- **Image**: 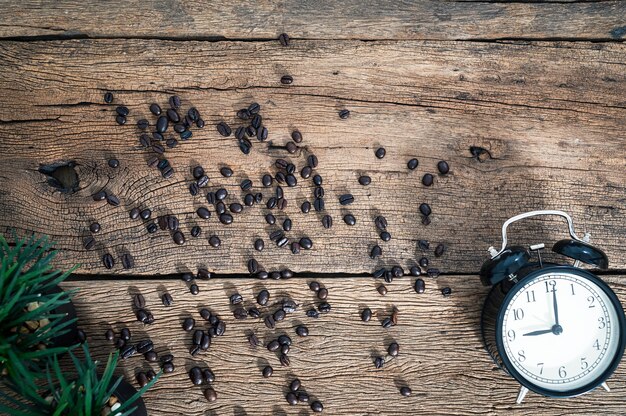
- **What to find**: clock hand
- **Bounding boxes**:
[522,329,553,336]
[553,288,560,327]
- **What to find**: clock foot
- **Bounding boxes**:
[516,386,529,404]
[601,382,610,392]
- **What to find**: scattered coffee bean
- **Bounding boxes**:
[161,292,173,306]
[377,285,387,296]
[437,160,450,174]
[358,175,371,185]
[105,329,114,342]
[120,328,130,342]
[435,243,445,257]
[172,231,185,245]
[190,284,199,295]
[146,222,158,234]
[115,106,129,116]
[318,302,331,313]
[286,392,297,406]
[422,173,434,186]
[149,103,161,115]
[257,289,269,306]
[241,179,253,191]
[204,388,217,402]
[339,109,350,119]
[133,293,146,309]
[191,226,202,237]
[274,309,286,322]
[419,203,432,217]
[283,218,292,231]
[400,386,412,397]
[370,245,382,259]
[89,222,100,233]
[144,351,158,362]
[136,340,154,354]
[102,253,114,269]
[382,317,393,329]
[322,215,332,229]
[103,92,113,103]
[407,158,418,170]
[280,75,293,85]
[380,231,391,242]
[156,116,168,134]
[343,214,356,226]
[295,325,309,337]
[441,287,452,296]
[307,309,320,318]
[428,268,441,278]
[414,278,426,294]
[182,317,195,332]
[339,194,354,205]
[419,257,429,268]
[169,95,181,109]
[189,367,203,385]
[248,333,260,348]
[311,401,324,413]
[203,369,215,383]
[388,342,399,357]
[106,194,120,207]
[361,308,372,322]
[299,237,313,250]
[198,268,212,279]
[264,315,276,329]
[92,190,107,201]
[121,345,136,360]
[313,174,322,186]
[216,121,231,137]
[375,147,386,159]
[196,207,211,220]
[115,115,126,125]
[263,365,273,378]
[301,166,312,180]
[280,354,290,366]
[233,307,248,320]
[318,288,328,300]
[267,340,280,352]
[219,213,233,225]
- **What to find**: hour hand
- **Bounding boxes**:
[522,329,553,336]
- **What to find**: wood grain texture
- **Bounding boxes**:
[59,275,626,415]
[0,39,625,275]
[0,1,625,41]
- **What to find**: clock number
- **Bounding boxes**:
[517,350,526,362]
[513,308,524,321]
[580,357,588,370]
[545,280,556,293]
[558,366,567,378]
[570,284,576,295]
[526,290,536,303]
[537,362,544,375]
[507,329,516,342]
[593,339,600,351]
[598,317,606,329]
[587,296,596,308]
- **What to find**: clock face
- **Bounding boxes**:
[500,270,622,393]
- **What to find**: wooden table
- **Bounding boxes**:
[1,1,625,414]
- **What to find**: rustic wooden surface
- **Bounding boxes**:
[1,1,625,41]
[0,39,625,275]
[1,1,626,415]
[60,276,626,415]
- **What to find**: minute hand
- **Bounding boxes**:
[523,329,553,336]
[553,289,559,326]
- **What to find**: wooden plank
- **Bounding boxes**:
[0,39,624,275]
[0,1,625,41]
[59,275,626,415]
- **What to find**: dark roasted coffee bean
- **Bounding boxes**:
[375,147,386,159]
[166,108,180,123]
[203,192,215,205]
[216,201,225,215]
[219,213,233,225]
[441,286,452,297]
[183,317,195,331]
[414,278,426,294]
[189,182,199,196]
[233,307,247,320]
[277,197,287,210]
[257,270,268,279]
[254,238,265,252]
[133,293,146,309]
[114,338,126,349]
[265,214,276,225]
[300,166,312,180]
[204,388,217,402]
[292,241,302,254]
[193,329,203,346]
[190,283,199,295]
[339,109,350,119]
[307,154,318,168]
[422,173,434,186]
[245,125,257,137]
[407,158,419,170]
[374,356,385,369]
[295,325,309,337]
[121,345,136,359]
[115,106,129,116]
[339,194,354,205]
[286,163,295,174]
[159,353,174,364]
[92,190,107,201]
[135,309,148,324]
[257,126,268,141]
[244,193,255,206]
[392,266,404,277]
[304,308,319,319]
[306,282,319,293]
[88,222,100,234]
[280,75,293,84]
[343,214,356,226]
[120,328,131,341]
[202,369,215,384]
[379,231,391,242]
[197,175,209,188]
[247,102,260,115]
[149,103,161,115]
[181,273,193,282]
[361,307,372,322]
[275,158,288,170]
[169,95,181,109]
[278,32,290,46]
[267,339,280,352]
[437,160,450,174]
[262,365,273,378]
[276,335,292,346]
[174,123,186,133]
[273,309,286,322]
[288,129,302,144]
[382,317,393,329]
[281,269,293,279]
[197,268,211,279]
[156,116,168,133]
[319,302,331,313]
[240,179,253,191]
[384,271,394,284]
[370,245,382,259]
[317,288,328,301]
[146,222,158,233]
[161,292,173,306]
[239,137,252,154]
[144,312,155,325]
[198,308,211,321]
[248,307,261,318]
[157,159,169,170]
[196,207,211,220]
[286,392,298,406]
[358,175,372,186]
[321,214,332,229]
[418,240,430,252]
[192,166,205,179]
[434,243,445,257]
[377,284,387,296]
[410,266,422,277]
[256,290,270,307]
[400,386,412,397]
[314,187,324,199]
[298,201,310,215]
[102,253,114,269]
[262,174,273,187]
[373,268,386,278]
[104,92,113,103]
[152,132,164,142]
[419,203,431,217]
[275,172,286,184]
[419,257,429,268]
[266,197,277,210]
[105,329,114,342]
[215,320,226,336]
[187,107,200,121]
[297,392,309,403]
[213,188,226,200]
[286,174,297,187]
[106,194,120,207]
[196,118,205,128]
[136,340,154,354]
[216,121,231,137]
[115,115,126,125]
[162,361,175,373]
[388,342,400,357]
[247,258,259,274]
[189,367,203,385]
[313,174,322,186]
[107,157,121,169]
[298,237,312,250]
[283,218,292,231]
[128,208,140,220]
[269,230,284,241]
[264,314,276,329]
[276,236,289,247]
[139,134,150,147]
[279,354,290,366]
[138,208,151,220]
[144,351,158,362]
[191,225,202,237]
[173,231,185,245]
[314,198,324,212]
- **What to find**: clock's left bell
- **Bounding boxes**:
[480,246,531,286]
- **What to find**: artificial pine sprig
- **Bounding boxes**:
[0,343,161,416]
[0,232,78,379]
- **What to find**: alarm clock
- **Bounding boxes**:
[480,210,626,404]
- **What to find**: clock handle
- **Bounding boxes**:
[489,210,587,259]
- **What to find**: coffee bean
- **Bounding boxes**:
[382,317,393,329]
[264,314,276,329]
[115,115,126,125]
[361,308,372,322]
[248,307,261,319]
[262,365,273,378]
[172,231,185,245]
[157,159,169,170]
[297,237,312,250]
[313,187,324,199]
[204,388,217,402]
[307,154,318,168]
[254,290,269,307]
[102,253,114,269]
[339,109,350,119]
[197,268,212,280]
[314,198,324,212]
[441,286,452,297]
[144,351,158,362]
[267,339,280,352]
[233,307,248,320]
[419,203,431,217]
[215,320,226,336]
[187,182,199,196]
[216,202,225,215]
[374,356,385,368]
[115,106,129,116]
[392,266,404,277]
[190,166,204,180]
[160,354,174,364]
[193,329,204,346]
[190,284,199,295]
[377,231,390,242]
[437,160,450,174]
[132,293,146,309]
[322,215,332,229]
[287,161,296,173]
[104,329,114,342]
[277,198,287,210]
[146,222,158,234]
[86,222,100,234]
[311,401,324,413]
[343,214,356,226]
[258,175,272,189]
[388,342,399,357]
[114,338,126,349]
[121,345,136,359]
[370,245,382,259]
[358,175,371,186]
[159,292,173,306]
[156,116,168,134]
[282,299,297,313]
[106,194,120,207]
[194,207,210,220]
[298,392,309,403]
[400,386,412,397]
[274,309,286,322]
[219,213,233,225]
[299,201,311,214]
[216,121,231,137]
[189,367,203,385]
[187,107,200,122]
[277,236,289,247]
[289,129,302,143]
[247,258,259,274]
[162,215,174,230]
[103,92,113,103]
[203,369,215,384]
[422,173,434,186]
[384,271,394,283]
[106,157,121,169]
[152,132,164,142]
[182,317,195,332]
[147,103,160,115]
[417,257,428,269]
[120,328,131,341]
[275,172,286,184]
[339,194,354,205]
[188,225,201,238]
[407,158,419,170]
[280,75,293,85]
[92,190,107,201]
[374,215,388,230]
[139,134,150,148]
[306,308,320,318]
[166,109,180,124]
[295,325,309,337]
[286,141,298,154]
[434,243,445,257]
[280,354,290,367]
[283,218,292,231]
[257,126,268,141]
[319,302,331,313]
[318,288,328,300]
[197,175,209,188]
[243,193,254,206]
[169,95,181,109]
[377,285,387,296]
[286,392,298,406]
[136,339,154,354]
